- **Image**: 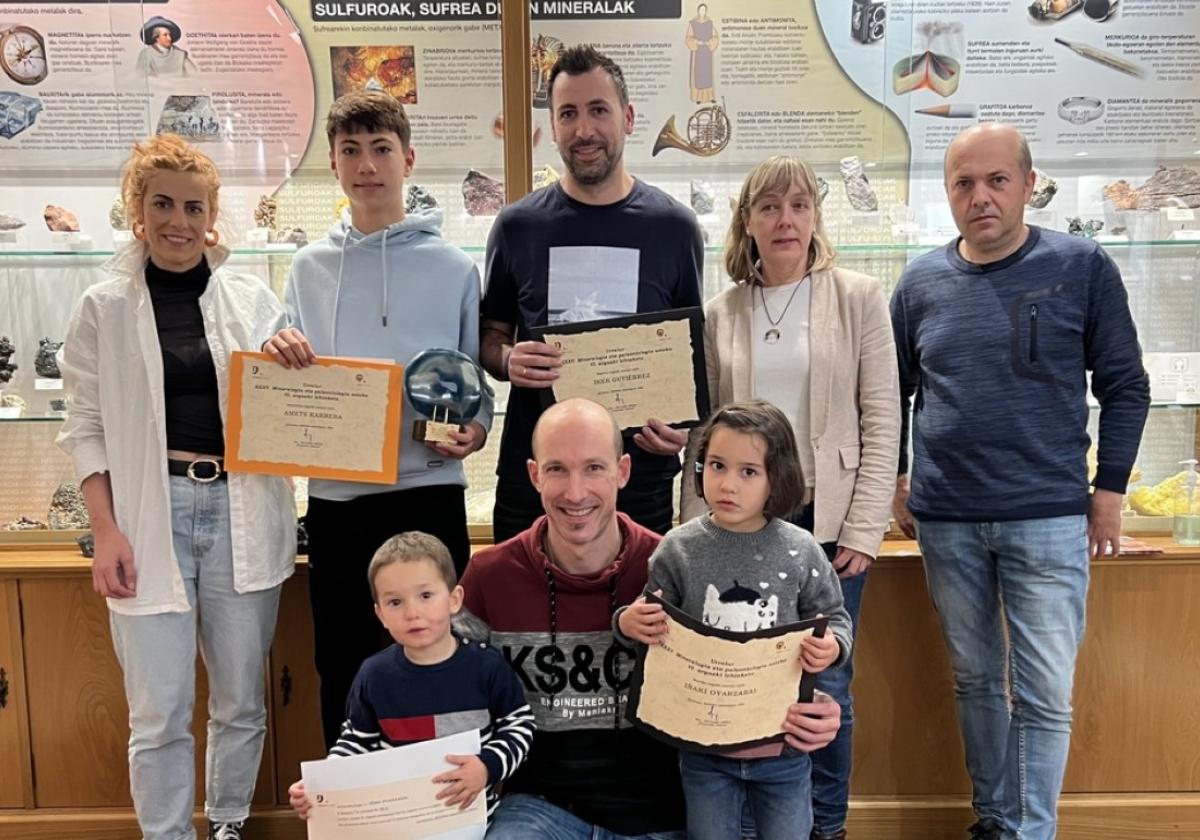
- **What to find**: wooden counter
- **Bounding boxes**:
[1,540,1197,839]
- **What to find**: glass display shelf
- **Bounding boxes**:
[0,246,302,258]
[1,240,1196,262]
[3,401,1198,424]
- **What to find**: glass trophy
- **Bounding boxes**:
[404,348,487,444]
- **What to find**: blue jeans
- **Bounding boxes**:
[680,750,813,840]
[917,515,1088,840]
[109,477,282,839]
[486,794,685,840]
[787,505,865,837]
[811,568,866,835]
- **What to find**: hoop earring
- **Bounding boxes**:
[132,222,145,241]
[205,229,220,247]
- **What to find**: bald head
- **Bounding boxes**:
[944,123,1032,182]
[942,121,1036,264]
[531,398,624,462]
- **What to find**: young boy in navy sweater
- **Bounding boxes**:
[288,531,534,819]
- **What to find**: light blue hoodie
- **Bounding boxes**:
[284,207,492,501]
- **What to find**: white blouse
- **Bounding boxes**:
[56,243,296,615]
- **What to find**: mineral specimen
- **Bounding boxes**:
[690,180,715,215]
[44,204,80,232]
[255,195,278,230]
[49,398,66,412]
[109,196,129,230]
[2,516,46,531]
[271,227,308,248]
[816,177,830,202]
[406,184,438,213]
[1103,167,1200,211]
[1067,217,1104,238]
[462,169,505,216]
[34,337,62,378]
[1,394,26,410]
[1027,169,1058,210]
[532,165,560,191]
[0,336,15,384]
[297,517,309,555]
[48,483,89,530]
[840,156,879,212]
[77,531,95,558]
[0,212,25,231]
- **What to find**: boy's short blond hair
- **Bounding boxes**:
[367,531,456,599]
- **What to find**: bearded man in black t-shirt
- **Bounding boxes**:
[480,45,705,541]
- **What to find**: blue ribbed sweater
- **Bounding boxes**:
[891,226,1150,521]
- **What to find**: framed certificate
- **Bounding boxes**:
[625,594,828,753]
[225,351,404,484]
[530,307,710,431]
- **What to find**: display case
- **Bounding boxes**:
[2,234,1199,541]
[1,0,1198,543]
[1,0,1199,834]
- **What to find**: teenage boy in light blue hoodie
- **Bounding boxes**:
[264,89,492,749]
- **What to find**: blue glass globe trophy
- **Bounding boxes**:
[405,348,487,443]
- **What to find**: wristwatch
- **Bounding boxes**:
[1057,96,1104,126]
[0,24,48,86]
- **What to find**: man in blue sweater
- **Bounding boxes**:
[890,123,1149,840]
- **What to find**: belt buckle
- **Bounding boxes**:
[186,458,222,483]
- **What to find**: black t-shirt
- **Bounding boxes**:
[145,258,224,455]
[481,179,704,486]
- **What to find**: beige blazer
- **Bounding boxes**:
[682,266,900,557]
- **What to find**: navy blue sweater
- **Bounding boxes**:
[331,637,535,817]
[891,226,1150,521]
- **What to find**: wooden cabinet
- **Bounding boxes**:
[16,573,277,809]
[269,572,326,803]
[2,547,1199,839]
[0,580,31,808]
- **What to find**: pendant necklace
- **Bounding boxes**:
[758,276,806,344]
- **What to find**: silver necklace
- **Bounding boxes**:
[758,277,806,344]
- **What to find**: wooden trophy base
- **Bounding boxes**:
[412,420,462,443]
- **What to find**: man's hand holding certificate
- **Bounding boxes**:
[295,730,487,840]
[528,308,710,435]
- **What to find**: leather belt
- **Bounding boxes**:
[167,458,225,482]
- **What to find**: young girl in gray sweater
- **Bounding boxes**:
[618,400,852,840]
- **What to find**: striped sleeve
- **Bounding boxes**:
[328,668,384,757]
[478,654,536,786]
[328,719,383,757]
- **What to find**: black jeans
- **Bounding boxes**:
[305,483,470,749]
[491,475,676,544]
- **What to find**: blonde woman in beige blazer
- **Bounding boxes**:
[681,156,899,840]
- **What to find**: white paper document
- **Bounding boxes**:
[301,730,486,840]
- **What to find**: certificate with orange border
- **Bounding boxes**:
[225,352,403,484]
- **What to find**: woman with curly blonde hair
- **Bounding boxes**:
[683,155,900,840]
[57,134,294,840]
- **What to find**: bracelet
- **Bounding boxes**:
[1057,96,1104,125]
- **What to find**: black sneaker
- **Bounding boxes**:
[208,821,244,840]
[968,819,1003,840]
[811,830,848,840]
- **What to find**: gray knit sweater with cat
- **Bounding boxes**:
[621,514,853,668]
